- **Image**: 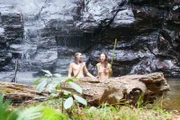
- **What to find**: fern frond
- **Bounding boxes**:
[17,105,43,120]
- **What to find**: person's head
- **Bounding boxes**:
[74,52,83,64]
[99,52,108,66]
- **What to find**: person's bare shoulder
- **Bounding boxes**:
[81,62,86,66]
[69,63,75,67]
[96,63,100,66]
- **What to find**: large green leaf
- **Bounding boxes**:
[17,106,43,120]
[41,69,52,76]
[0,95,11,120]
[7,111,18,120]
[66,78,74,82]
[46,80,61,92]
[73,95,87,106]
[63,90,71,96]
[40,107,68,120]
[36,79,48,92]
[53,74,62,78]
[32,76,45,85]
[68,82,82,94]
[64,97,73,109]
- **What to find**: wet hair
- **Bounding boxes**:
[74,52,82,64]
[98,52,108,68]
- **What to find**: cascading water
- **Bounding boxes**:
[0,0,94,83]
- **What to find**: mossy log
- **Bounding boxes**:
[0,72,170,105]
[0,82,47,103]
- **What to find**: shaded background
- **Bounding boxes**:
[0,0,180,80]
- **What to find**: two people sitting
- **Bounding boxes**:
[68,52,112,79]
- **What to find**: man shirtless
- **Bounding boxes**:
[68,52,95,78]
[96,52,112,79]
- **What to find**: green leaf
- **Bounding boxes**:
[7,111,18,120]
[73,95,87,106]
[40,107,68,120]
[46,80,61,92]
[0,95,12,120]
[32,76,45,85]
[36,79,48,92]
[49,93,59,98]
[64,97,73,109]
[53,74,62,77]
[45,74,52,77]
[68,82,82,94]
[17,106,43,120]
[66,78,74,82]
[41,69,52,76]
[63,90,71,96]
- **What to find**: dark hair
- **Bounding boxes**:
[98,52,108,68]
[74,52,82,64]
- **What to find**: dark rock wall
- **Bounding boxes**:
[86,0,180,77]
[0,8,24,71]
[0,0,179,77]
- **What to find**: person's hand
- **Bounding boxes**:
[92,76,96,79]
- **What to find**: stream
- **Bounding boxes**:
[165,78,180,111]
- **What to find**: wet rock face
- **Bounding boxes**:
[87,0,180,77]
[0,0,179,77]
[0,8,24,70]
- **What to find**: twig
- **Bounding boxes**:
[11,59,18,83]
[110,39,118,67]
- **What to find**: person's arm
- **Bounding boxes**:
[96,63,101,77]
[68,63,73,78]
[96,64,99,76]
[83,63,95,78]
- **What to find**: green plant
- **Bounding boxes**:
[0,95,18,120]
[17,105,43,120]
[40,107,68,120]
[33,70,87,112]
[136,94,144,108]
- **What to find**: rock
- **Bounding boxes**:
[0,6,24,70]
[0,0,180,78]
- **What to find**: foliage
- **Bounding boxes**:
[40,107,68,120]
[64,97,73,109]
[17,106,43,120]
[0,93,175,120]
[0,94,68,120]
[71,105,174,120]
[33,70,87,110]
[110,38,117,67]
[0,95,18,120]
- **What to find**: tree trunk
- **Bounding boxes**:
[0,72,170,105]
[64,72,170,105]
[0,82,47,103]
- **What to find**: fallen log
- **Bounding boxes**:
[0,72,170,105]
[0,82,47,103]
[64,72,170,105]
